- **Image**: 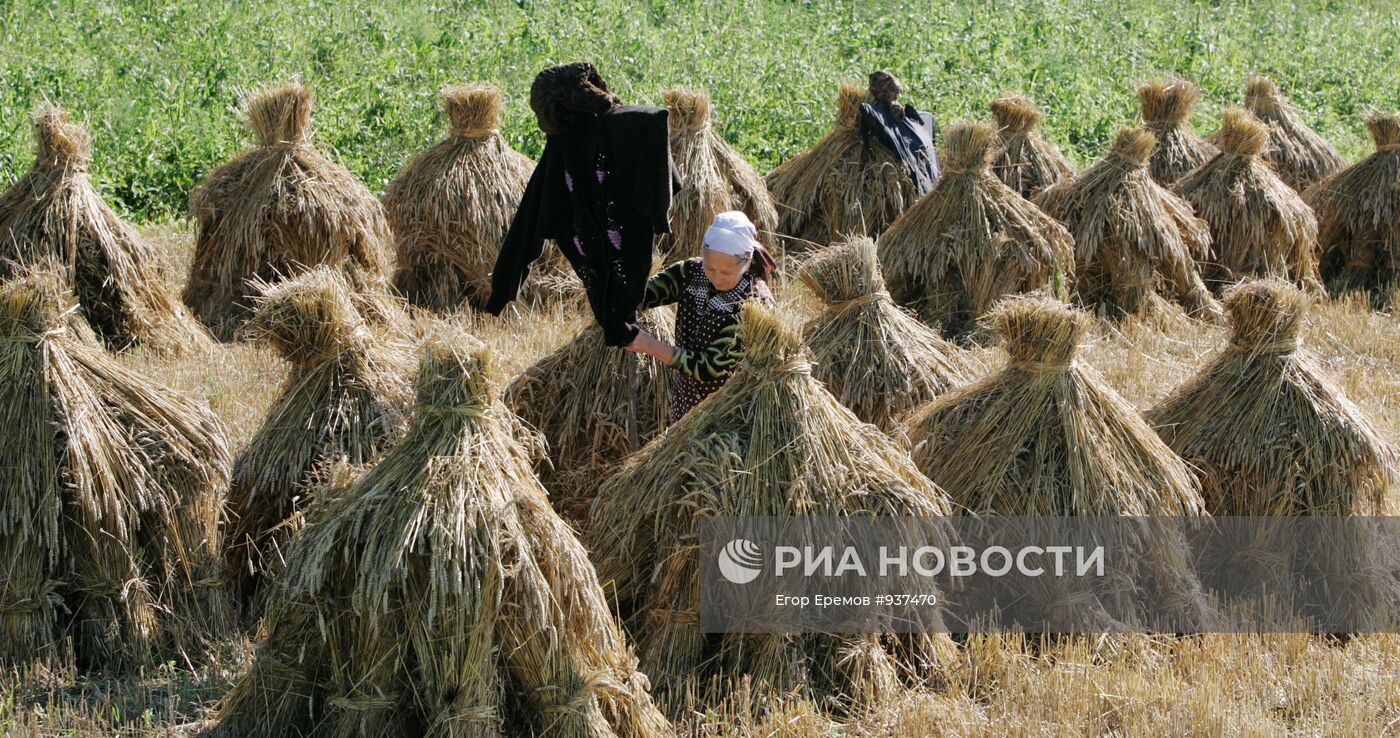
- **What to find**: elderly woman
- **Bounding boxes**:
[625,211,776,424]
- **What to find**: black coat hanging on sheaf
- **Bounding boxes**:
[486,104,682,346]
[859,101,941,195]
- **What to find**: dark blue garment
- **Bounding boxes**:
[858,102,941,195]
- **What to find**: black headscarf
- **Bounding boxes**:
[529,62,622,135]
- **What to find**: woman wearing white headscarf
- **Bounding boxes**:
[625,210,777,424]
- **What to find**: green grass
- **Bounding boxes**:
[0,0,1396,222]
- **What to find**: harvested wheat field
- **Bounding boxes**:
[5,222,1399,736]
[6,2,1400,735]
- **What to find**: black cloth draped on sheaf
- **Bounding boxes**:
[859,100,941,195]
[485,104,682,346]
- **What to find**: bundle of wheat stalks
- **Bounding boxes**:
[800,236,968,432]
[0,267,230,669]
[1150,280,1400,629]
[765,81,920,249]
[1138,79,1218,186]
[905,296,1213,630]
[222,267,414,619]
[0,106,208,353]
[215,331,673,738]
[1232,75,1345,192]
[1175,108,1322,293]
[386,84,572,311]
[989,93,1076,199]
[880,120,1074,337]
[590,302,956,713]
[657,88,778,260]
[1036,126,1220,320]
[184,82,400,339]
[1150,279,1396,515]
[1306,111,1400,302]
[504,309,673,524]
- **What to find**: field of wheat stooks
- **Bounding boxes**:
[214,332,674,737]
[4,4,1400,727]
[0,267,230,671]
[0,107,209,354]
[799,236,968,433]
[9,214,1400,734]
[878,119,1074,338]
[183,83,402,340]
[220,268,414,620]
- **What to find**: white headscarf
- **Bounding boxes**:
[703,211,761,259]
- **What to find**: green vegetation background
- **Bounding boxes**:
[1,0,1396,221]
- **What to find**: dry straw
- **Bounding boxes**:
[1150,279,1396,516]
[0,266,231,669]
[0,106,209,353]
[214,330,673,738]
[1234,76,1344,192]
[879,120,1074,337]
[386,84,572,311]
[1137,79,1219,186]
[1306,111,1400,302]
[989,93,1076,199]
[800,236,968,432]
[1174,108,1323,293]
[590,301,957,712]
[222,267,414,619]
[184,82,401,339]
[765,81,920,249]
[657,88,778,259]
[1149,280,1400,628]
[904,295,1213,629]
[1036,126,1221,320]
[504,309,673,524]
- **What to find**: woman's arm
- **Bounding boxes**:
[625,329,675,364]
[626,321,741,383]
[637,259,690,310]
[670,321,742,382]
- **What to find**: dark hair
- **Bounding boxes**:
[868,70,905,122]
[529,62,622,135]
[748,244,778,281]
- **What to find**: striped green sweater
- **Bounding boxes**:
[639,258,768,382]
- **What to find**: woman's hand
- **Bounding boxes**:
[625,329,676,364]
